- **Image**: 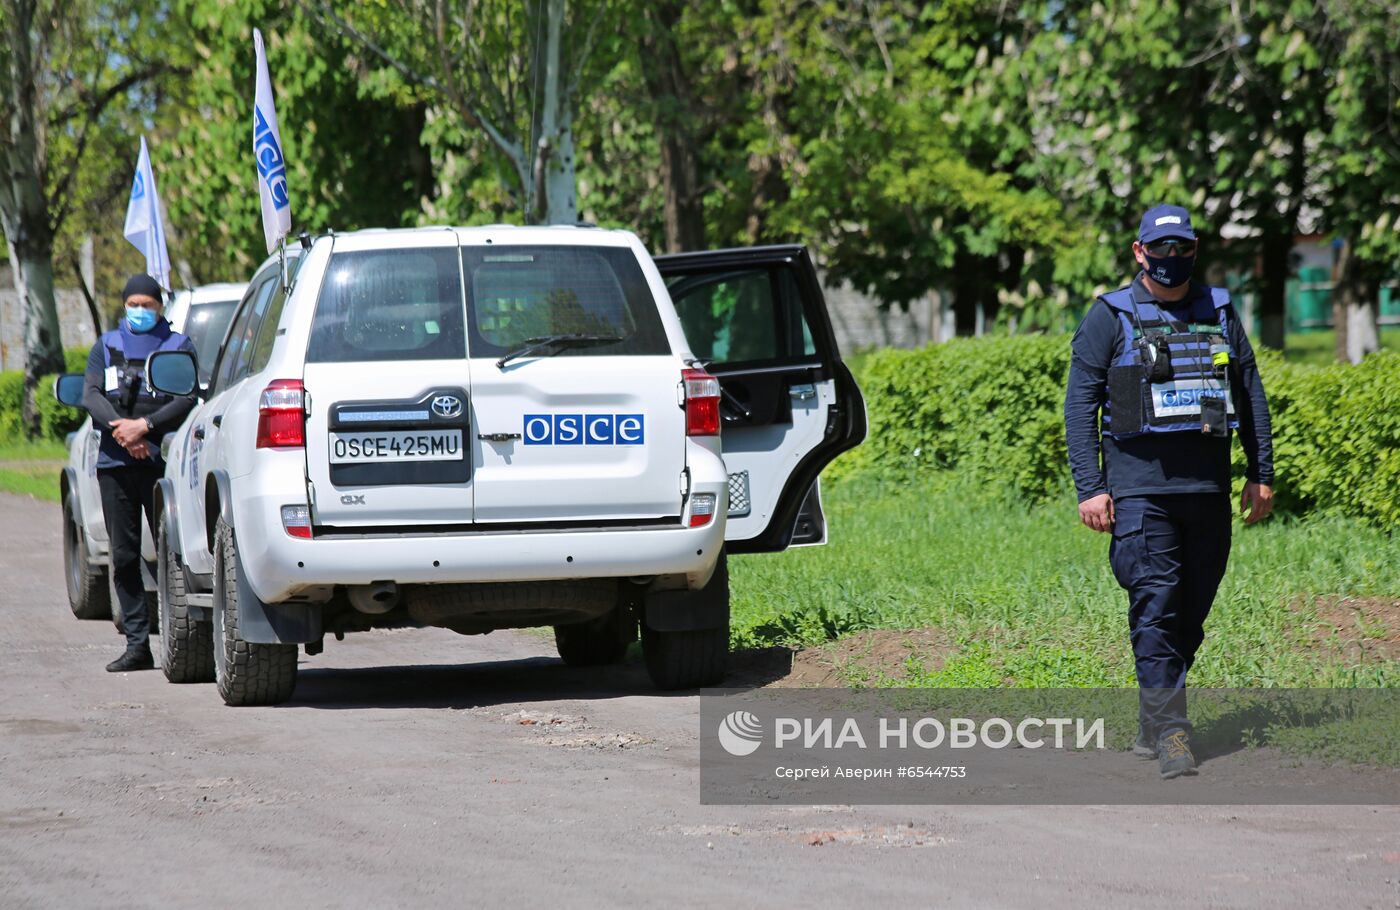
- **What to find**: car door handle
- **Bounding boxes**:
[193,426,205,440]
[789,383,817,401]
[211,414,223,428]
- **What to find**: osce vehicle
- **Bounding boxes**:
[55,283,245,629]
[144,227,864,705]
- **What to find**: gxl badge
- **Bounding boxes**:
[431,395,463,419]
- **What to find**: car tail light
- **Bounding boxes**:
[688,493,717,528]
[256,379,305,448]
[281,505,312,539]
[681,368,720,437]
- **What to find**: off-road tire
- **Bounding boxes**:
[158,515,214,684]
[554,602,636,667]
[213,517,297,706]
[641,627,729,690]
[63,500,110,620]
[641,558,730,690]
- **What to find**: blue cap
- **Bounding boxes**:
[1138,204,1196,244]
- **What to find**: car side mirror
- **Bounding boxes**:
[53,373,85,407]
[146,350,199,397]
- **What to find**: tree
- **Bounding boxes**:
[309,0,621,226]
[724,1,1064,334]
[157,0,433,280]
[0,0,176,432]
[1314,0,1400,363]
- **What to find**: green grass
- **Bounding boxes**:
[1272,327,1400,366]
[0,438,67,502]
[730,475,1400,688]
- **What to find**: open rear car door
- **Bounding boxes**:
[655,245,866,553]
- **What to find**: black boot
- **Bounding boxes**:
[106,646,155,673]
[1157,728,1198,779]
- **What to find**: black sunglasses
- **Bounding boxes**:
[1143,238,1197,257]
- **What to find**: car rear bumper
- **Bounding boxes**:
[234,485,728,604]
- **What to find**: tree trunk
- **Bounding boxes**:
[532,0,577,225]
[951,249,980,336]
[1,0,65,434]
[1256,230,1290,350]
[5,234,64,435]
[950,250,1002,336]
[1332,239,1379,364]
[641,2,705,253]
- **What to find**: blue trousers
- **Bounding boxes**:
[1109,493,1232,739]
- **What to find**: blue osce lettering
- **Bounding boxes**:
[524,414,644,445]
[253,107,291,212]
[1160,388,1222,409]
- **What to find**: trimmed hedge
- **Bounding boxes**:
[0,348,93,441]
[1262,350,1400,528]
[832,337,1400,529]
[830,336,1072,502]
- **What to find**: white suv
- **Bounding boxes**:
[145,226,865,705]
[56,283,246,629]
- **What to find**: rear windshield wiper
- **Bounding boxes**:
[495,333,622,369]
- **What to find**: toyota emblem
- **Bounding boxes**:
[431,395,463,419]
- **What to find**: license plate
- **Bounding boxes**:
[329,430,464,464]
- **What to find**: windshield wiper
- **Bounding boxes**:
[495,333,622,369]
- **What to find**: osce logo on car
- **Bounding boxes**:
[523,413,645,446]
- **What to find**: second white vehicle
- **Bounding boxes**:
[144,226,865,705]
[56,283,246,629]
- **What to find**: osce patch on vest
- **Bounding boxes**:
[1099,285,1239,440]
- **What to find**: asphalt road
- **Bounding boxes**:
[2,491,1398,909]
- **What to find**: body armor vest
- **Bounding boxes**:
[99,323,186,421]
[1100,285,1239,440]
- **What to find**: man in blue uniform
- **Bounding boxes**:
[1064,205,1275,779]
[82,274,198,672]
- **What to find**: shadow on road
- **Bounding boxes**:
[283,646,795,710]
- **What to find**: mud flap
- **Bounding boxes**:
[234,547,322,644]
[644,554,729,632]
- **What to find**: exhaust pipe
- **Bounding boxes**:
[348,580,399,615]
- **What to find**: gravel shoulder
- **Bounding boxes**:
[2,492,1398,909]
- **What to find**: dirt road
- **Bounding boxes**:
[2,492,1397,908]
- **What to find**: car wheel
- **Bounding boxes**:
[63,499,110,620]
[158,515,214,684]
[212,517,297,706]
[641,557,730,690]
[554,600,636,667]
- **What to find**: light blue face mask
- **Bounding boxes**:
[125,305,158,333]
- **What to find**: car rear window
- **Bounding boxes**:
[182,300,237,382]
[462,245,669,357]
[306,248,466,363]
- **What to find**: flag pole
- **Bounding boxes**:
[279,235,289,292]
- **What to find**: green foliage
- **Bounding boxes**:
[0,349,91,441]
[1267,351,1400,527]
[157,0,431,281]
[833,335,1400,528]
[830,335,1072,503]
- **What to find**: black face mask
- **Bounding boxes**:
[1142,252,1195,288]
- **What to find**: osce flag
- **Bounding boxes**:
[253,28,291,254]
[122,136,173,291]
